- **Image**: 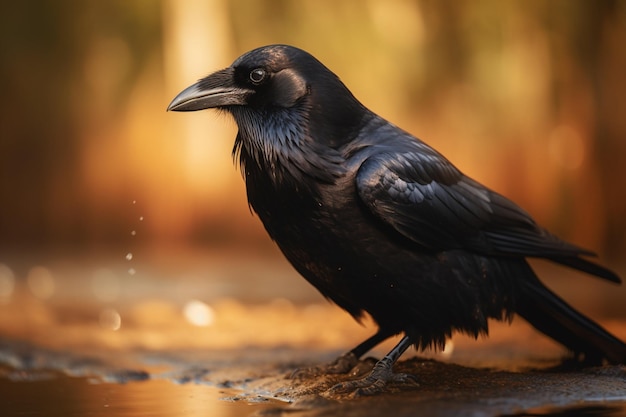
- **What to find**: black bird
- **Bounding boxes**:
[168,44,626,395]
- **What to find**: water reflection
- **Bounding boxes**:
[3,366,624,417]
[0,372,280,417]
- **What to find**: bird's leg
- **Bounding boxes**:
[328,335,417,397]
[290,329,392,378]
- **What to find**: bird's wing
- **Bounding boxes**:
[355,145,619,282]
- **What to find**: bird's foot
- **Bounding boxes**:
[327,357,419,397]
[290,352,361,379]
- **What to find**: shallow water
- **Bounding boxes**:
[3,366,626,417]
[0,372,282,417]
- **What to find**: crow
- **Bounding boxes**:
[168,44,626,395]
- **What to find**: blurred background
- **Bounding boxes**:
[0,0,625,356]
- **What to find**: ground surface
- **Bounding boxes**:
[1,337,626,417]
[1,249,625,416]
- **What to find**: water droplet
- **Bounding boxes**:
[132,200,137,205]
[128,268,136,276]
[125,253,133,261]
[131,230,136,236]
[99,308,122,331]
[139,216,144,221]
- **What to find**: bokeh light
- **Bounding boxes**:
[183,300,215,327]
[27,266,55,300]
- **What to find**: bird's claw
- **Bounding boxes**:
[328,374,387,397]
[326,358,419,397]
[328,371,419,397]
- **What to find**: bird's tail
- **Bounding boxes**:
[516,275,626,365]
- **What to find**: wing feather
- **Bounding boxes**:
[355,149,619,282]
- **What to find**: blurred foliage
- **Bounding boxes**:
[0,0,625,260]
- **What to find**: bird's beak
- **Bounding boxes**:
[167,67,252,112]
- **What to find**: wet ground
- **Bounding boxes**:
[2,338,626,417]
[1,247,626,416]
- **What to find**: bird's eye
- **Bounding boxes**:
[249,68,266,84]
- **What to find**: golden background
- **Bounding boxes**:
[0,1,625,347]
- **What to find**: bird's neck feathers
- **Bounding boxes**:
[230,106,345,187]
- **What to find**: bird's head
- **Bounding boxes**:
[168,45,310,111]
[167,44,368,149]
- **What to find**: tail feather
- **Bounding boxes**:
[516,277,626,365]
[549,256,622,284]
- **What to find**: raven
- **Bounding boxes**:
[168,44,626,395]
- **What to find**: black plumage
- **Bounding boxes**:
[168,44,626,394]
